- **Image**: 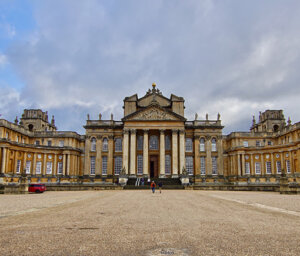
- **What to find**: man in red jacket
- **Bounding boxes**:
[150,181,156,193]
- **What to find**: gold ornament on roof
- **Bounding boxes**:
[152,83,156,89]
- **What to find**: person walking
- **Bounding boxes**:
[158,181,162,193]
[150,181,156,194]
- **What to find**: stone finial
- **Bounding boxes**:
[217,113,220,121]
[288,117,291,125]
[259,111,262,122]
[111,113,113,120]
[206,113,208,120]
[14,116,18,124]
[51,115,55,125]
[99,113,102,120]
[152,82,156,89]
[252,115,256,126]
[195,113,198,120]
[87,114,90,120]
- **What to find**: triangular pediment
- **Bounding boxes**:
[122,105,186,121]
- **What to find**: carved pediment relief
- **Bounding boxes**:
[124,106,183,121]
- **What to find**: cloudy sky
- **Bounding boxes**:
[1,0,300,134]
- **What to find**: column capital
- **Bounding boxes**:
[108,135,114,140]
[205,135,211,140]
[96,135,103,139]
[160,129,165,134]
[172,129,179,134]
[179,129,185,134]
[123,129,130,134]
[194,135,200,140]
[216,135,223,140]
[143,129,149,134]
[130,129,136,134]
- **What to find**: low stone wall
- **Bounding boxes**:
[45,184,123,191]
[193,183,279,192]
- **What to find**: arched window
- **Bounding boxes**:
[200,138,205,152]
[211,138,217,152]
[149,135,159,150]
[102,138,108,151]
[91,137,96,152]
[115,138,122,152]
[165,136,171,150]
[185,138,193,152]
[137,136,143,150]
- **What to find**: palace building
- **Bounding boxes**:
[0,84,299,189]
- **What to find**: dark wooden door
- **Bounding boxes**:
[150,155,158,178]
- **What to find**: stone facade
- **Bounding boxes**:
[0,84,299,188]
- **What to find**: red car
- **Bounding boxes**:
[28,184,46,193]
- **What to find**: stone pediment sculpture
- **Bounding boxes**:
[123,106,184,121]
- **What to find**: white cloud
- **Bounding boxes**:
[0,53,7,67]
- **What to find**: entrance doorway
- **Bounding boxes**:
[150,155,158,178]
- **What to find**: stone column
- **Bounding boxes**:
[143,129,149,176]
[107,135,114,175]
[160,129,165,177]
[130,129,136,175]
[206,136,212,175]
[172,129,178,177]
[95,136,102,176]
[280,152,284,174]
[63,153,66,176]
[23,152,27,174]
[217,136,223,175]
[43,154,47,175]
[1,148,6,174]
[179,130,185,174]
[67,153,71,176]
[237,153,241,176]
[194,136,200,175]
[271,153,274,174]
[250,153,254,176]
[122,129,129,174]
[288,151,293,173]
[241,153,245,175]
[33,153,37,175]
[261,153,265,175]
[84,137,91,176]
[54,154,57,175]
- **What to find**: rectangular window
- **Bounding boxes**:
[255,162,261,174]
[90,156,96,175]
[165,155,171,175]
[185,138,193,152]
[102,156,107,175]
[266,161,271,174]
[114,156,122,175]
[48,140,52,146]
[36,161,42,174]
[115,138,122,152]
[212,157,218,175]
[57,162,63,175]
[268,141,272,146]
[276,161,281,174]
[200,143,205,152]
[256,140,261,147]
[200,157,206,175]
[25,161,31,174]
[286,160,291,173]
[59,140,64,147]
[185,156,194,175]
[243,141,249,147]
[16,160,21,173]
[46,162,53,174]
[245,162,250,175]
[137,136,143,151]
[35,140,40,145]
[137,155,143,175]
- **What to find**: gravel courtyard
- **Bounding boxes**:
[1,190,300,256]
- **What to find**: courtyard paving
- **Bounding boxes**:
[0,190,300,256]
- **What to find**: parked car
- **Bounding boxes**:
[28,184,46,193]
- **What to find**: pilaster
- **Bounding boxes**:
[172,129,178,176]
[179,129,185,174]
[194,136,200,175]
[107,135,114,175]
[160,129,165,177]
[130,130,136,175]
[205,136,212,175]
[122,129,129,174]
[95,136,102,175]
[143,129,149,176]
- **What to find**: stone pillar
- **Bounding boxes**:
[122,129,129,174]
[95,136,102,176]
[261,153,265,175]
[241,153,245,175]
[143,129,149,176]
[237,153,241,176]
[23,152,27,174]
[194,136,200,175]
[107,135,114,175]
[67,153,71,176]
[84,138,91,176]
[217,136,223,175]
[33,153,37,175]
[43,154,47,175]
[130,129,136,175]
[172,129,178,177]
[289,151,293,173]
[1,148,6,174]
[271,153,274,174]
[63,153,66,176]
[280,152,284,174]
[160,129,165,177]
[179,130,185,174]
[250,153,254,176]
[206,136,212,175]
[54,154,57,175]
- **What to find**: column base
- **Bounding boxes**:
[159,174,166,178]
[172,174,179,178]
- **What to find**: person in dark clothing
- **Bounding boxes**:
[158,181,162,193]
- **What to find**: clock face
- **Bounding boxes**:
[59,155,63,160]
[38,154,42,159]
[276,154,280,158]
[27,154,31,158]
[48,155,52,160]
[255,155,259,160]
[245,155,249,160]
[266,154,270,159]
[286,153,289,157]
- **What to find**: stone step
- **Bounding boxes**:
[123,185,185,190]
